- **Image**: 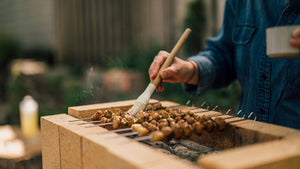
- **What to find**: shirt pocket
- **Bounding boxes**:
[286,59,300,91]
[232,24,256,45]
[232,24,256,84]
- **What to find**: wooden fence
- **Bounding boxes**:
[54,0,192,66]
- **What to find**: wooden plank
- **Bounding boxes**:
[82,133,198,169]
[68,99,159,118]
[198,135,300,169]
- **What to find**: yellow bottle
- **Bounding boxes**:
[20,95,39,138]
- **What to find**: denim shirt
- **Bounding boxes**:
[184,0,300,129]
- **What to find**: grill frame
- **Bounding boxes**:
[41,99,300,169]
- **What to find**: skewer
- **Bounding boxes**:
[248,112,257,121]
[105,131,139,139]
[224,110,246,123]
[77,120,101,125]
[98,127,132,135]
[212,105,219,111]
[208,108,232,118]
[68,117,93,122]
[119,131,164,144]
[200,101,207,107]
[85,122,114,128]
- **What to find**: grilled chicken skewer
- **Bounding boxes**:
[86,106,228,133]
[110,114,227,143]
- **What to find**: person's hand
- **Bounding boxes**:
[148,51,199,92]
[290,28,300,47]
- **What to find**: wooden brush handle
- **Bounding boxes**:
[151,28,192,87]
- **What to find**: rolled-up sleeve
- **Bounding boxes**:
[183,0,236,96]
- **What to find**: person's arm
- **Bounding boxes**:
[149,0,236,95]
[290,28,300,47]
[184,0,236,96]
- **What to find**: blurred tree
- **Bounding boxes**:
[0,31,21,101]
[183,0,207,56]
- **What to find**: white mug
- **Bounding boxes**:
[266,25,300,58]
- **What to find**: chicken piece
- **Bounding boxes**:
[149,111,161,121]
[137,127,149,136]
[169,121,176,127]
[214,117,226,131]
[145,104,154,111]
[150,131,164,141]
[121,118,130,127]
[104,110,113,118]
[184,115,195,124]
[179,108,190,115]
[142,122,149,128]
[161,126,173,142]
[136,111,149,123]
[166,117,175,123]
[182,124,193,138]
[158,109,169,118]
[172,124,183,140]
[100,117,110,123]
[177,119,186,125]
[112,116,122,129]
[192,121,205,135]
[153,102,163,110]
[130,124,149,136]
[92,111,102,121]
[158,119,167,123]
[178,121,192,138]
[202,115,212,121]
[147,123,159,132]
[112,108,122,116]
[204,120,214,132]
[167,108,180,118]
[131,124,143,132]
[158,121,169,128]
[193,114,202,122]
[124,114,134,124]
[174,116,182,122]
[150,120,158,126]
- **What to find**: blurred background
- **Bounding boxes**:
[0,0,242,125]
[0,0,241,167]
[0,0,244,123]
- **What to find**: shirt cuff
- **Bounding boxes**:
[183,55,216,96]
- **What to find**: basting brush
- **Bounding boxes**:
[127,28,191,116]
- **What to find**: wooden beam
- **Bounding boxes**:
[198,135,300,169]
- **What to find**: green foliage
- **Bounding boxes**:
[107,41,161,77]
[5,68,93,124]
[183,0,207,56]
[64,80,93,107]
[0,31,21,67]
